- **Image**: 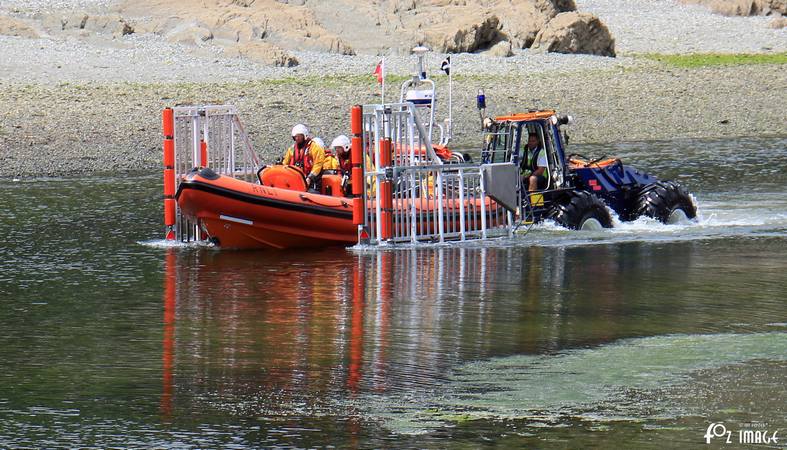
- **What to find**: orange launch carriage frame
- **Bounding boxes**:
[162,105,260,242]
[354,102,517,244]
[163,102,519,248]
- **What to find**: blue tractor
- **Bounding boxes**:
[481,110,697,229]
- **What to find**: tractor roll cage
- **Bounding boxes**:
[483,117,569,191]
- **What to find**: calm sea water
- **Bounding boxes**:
[1,136,785,448]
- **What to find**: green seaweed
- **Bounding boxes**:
[640,52,787,67]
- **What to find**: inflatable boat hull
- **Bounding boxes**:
[176,170,356,249]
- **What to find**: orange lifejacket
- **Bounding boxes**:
[290,141,315,175]
[339,155,352,175]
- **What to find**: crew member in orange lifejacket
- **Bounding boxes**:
[330,134,375,196]
[323,137,341,174]
[282,124,326,192]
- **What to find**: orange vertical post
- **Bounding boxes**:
[350,105,364,226]
[199,140,207,168]
[379,138,392,167]
[163,140,174,167]
[352,197,363,225]
[163,169,175,197]
[380,138,393,240]
[351,136,364,197]
[351,165,363,196]
[162,107,174,137]
[350,104,362,136]
[162,108,176,240]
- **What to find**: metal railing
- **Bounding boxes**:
[162,102,518,247]
[171,105,260,182]
[357,103,516,245]
[163,105,262,242]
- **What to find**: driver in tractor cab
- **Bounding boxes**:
[520,133,549,192]
[282,124,326,193]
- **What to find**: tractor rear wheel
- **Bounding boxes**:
[548,191,613,230]
[634,181,697,224]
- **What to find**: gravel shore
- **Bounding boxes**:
[577,0,787,54]
[1,0,785,178]
[1,63,785,178]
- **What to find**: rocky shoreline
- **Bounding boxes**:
[1,61,785,178]
[2,0,785,178]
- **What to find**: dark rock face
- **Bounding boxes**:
[2,0,618,66]
[424,16,504,53]
[531,12,616,57]
[551,0,577,12]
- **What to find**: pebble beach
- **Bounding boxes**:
[0,0,785,178]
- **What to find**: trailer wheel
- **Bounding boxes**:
[548,191,613,230]
[634,181,697,224]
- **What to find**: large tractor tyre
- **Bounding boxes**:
[548,191,613,230]
[634,181,697,224]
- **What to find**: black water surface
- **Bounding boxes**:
[0,136,785,448]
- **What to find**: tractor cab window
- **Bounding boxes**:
[542,123,564,188]
[483,122,515,164]
[518,122,551,190]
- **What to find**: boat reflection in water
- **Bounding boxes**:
[158,242,697,423]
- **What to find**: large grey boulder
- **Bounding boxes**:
[423,16,502,53]
[680,0,786,15]
[485,40,514,57]
[417,0,583,53]
[768,0,787,14]
[84,15,134,36]
[0,15,39,38]
[166,22,214,45]
[531,11,616,57]
[38,12,133,37]
[552,0,577,11]
[108,0,613,56]
[498,0,571,49]
[223,41,299,67]
[40,12,88,32]
[211,17,264,43]
[769,16,787,27]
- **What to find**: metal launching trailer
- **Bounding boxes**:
[161,102,522,247]
[162,105,262,242]
[350,102,520,245]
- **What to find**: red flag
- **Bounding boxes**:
[373,60,383,84]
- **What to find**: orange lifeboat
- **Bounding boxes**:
[176,165,504,250]
[176,167,356,250]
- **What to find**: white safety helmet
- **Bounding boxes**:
[330,135,351,152]
[291,123,310,138]
[312,137,326,149]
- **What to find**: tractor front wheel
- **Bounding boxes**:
[634,181,697,224]
[549,191,613,230]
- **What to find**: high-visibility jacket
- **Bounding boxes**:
[521,146,549,179]
[323,154,340,171]
[339,155,352,174]
[337,154,374,176]
[282,140,326,177]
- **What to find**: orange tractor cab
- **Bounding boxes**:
[482,109,696,229]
